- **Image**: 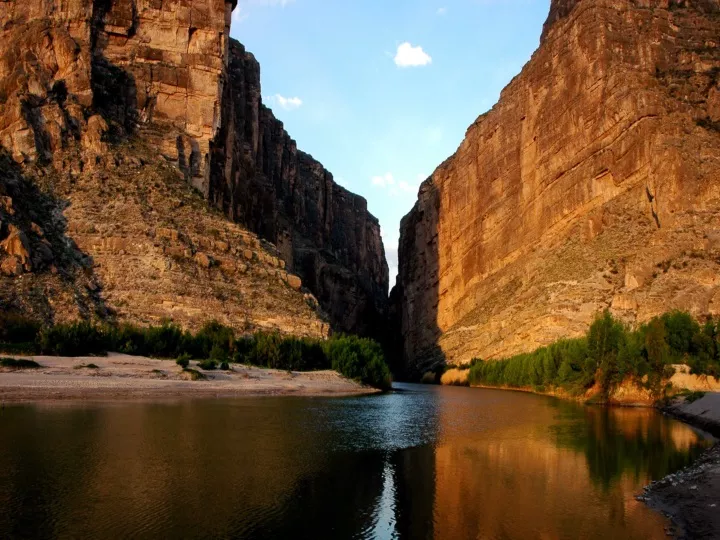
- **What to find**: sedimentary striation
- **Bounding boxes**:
[393,0,720,374]
[0,0,387,336]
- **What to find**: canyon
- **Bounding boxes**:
[393,0,720,375]
[0,0,387,337]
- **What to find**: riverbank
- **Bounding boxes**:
[640,393,720,539]
[0,353,379,402]
[439,366,720,407]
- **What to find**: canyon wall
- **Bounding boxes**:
[394,0,720,375]
[209,41,389,336]
[0,0,385,337]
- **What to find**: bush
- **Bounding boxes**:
[176,354,191,369]
[0,358,41,369]
[0,313,40,344]
[198,359,217,371]
[220,361,230,371]
[324,335,392,390]
[38,322,107,357]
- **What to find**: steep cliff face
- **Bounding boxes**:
[394,0,720,374]
[209,41,389,336]
[0,0,233,187]
[0,0,344,337]
[0,0,387,337]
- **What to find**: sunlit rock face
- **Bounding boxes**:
[0,0,234,187]
[0,0,387,336]
[393,0,720,374]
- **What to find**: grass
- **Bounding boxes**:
[0,358,41,369]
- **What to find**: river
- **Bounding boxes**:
[0,383,713,539]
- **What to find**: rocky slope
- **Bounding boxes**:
[0,0,385,337]
[393,0,720,375]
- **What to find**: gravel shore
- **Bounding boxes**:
[640,394,720,539]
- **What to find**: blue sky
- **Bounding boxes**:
[231,0,550,283]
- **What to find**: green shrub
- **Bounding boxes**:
[38,322,107,357]
[324,335,392,390]
[176,354,191,369]
[0,358,41,369]
[0,342,38,355]
[198,359,217,371]
[220,361,230,371]
[683,390,706,403]
[0,313,40,344]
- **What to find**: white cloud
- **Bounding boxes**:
[232,6,248,24]
[267,94,303,111]
[371,173,418,197]
[372,173,395,188]
[233,0,294,24]
[437,7,447,15]
[394,42,432,68]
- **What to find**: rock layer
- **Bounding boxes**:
[0,0,384,338]
[394,0,720,374]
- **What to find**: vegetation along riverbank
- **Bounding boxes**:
[433,310,720,407]
[0,315,392,400]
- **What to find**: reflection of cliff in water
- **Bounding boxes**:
[550,402,711,489]
[428,388,710,540]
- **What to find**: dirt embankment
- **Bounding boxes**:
[0,353,379,402]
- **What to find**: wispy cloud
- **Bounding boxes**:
[233,0,294,24]
[371,173,418,197]
[232,6,248,24]
[372,173,395,188]
[267,94,303,111]
[437,7,447,15]
[394,42,432,68]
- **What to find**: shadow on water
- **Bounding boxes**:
[0,385,713,539]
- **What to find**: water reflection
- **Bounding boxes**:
[0,385,712,539]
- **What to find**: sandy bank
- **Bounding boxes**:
[0,353,378,402]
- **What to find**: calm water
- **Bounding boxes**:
[0,384,713,539]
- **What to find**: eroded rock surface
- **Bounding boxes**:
[0,0,387,337]
[0,0,379,337]
[393,0,720,374]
